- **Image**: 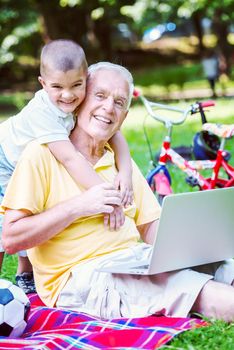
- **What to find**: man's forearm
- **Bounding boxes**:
[3,184,121,254]
[3,197,86,253]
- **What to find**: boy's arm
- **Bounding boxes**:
[48,140,103,188]
[109,130,133,206]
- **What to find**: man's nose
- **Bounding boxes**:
[103,96,114,112]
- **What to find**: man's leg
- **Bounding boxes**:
[192,280,234,322]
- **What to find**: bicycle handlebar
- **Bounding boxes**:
[133,89,215,126]
[200,100,215,108]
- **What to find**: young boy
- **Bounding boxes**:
[0,39,133,293]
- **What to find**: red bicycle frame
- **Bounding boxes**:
[135,91,234,201]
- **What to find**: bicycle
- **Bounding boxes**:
[133,90,234,204]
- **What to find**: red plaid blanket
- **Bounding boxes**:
[0,293,206,349]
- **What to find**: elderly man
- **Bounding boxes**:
[2,62,234,321]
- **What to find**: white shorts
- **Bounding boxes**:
[56,245,234,319]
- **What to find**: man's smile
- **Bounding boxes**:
[93,115,112,124]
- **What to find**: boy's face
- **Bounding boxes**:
[38,67,87,114]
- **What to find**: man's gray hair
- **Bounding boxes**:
[88,62,134,109]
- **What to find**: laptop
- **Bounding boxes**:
[97,187,234,275]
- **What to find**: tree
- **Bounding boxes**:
[124,0,233,62]
[0,0,137,87]
[32,0,136,60]
[0,0,42,87]
[1,0,233,88]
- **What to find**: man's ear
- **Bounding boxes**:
[38,76,45,88]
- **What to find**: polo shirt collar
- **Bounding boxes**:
[94,144,115,170]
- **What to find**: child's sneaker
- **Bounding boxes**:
[15,271,36,294]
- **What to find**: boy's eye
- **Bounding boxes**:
[74,82,83,87]
[52,85,61,89]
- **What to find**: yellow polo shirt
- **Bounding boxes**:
[1,141,161,307]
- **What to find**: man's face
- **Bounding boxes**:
[77,69,129,141]
[38,67,87,114]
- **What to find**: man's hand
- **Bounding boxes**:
[78,183,122,217]
[114,172,133,208]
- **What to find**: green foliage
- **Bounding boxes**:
[0,92,32,113]
[128,0,234,31]
[0,0,41,67]
[0,0,233,77]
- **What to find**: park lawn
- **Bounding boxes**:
[132,62,234,100]
[0,94,234,348]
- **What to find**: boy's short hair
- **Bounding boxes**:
[40,39,87,77]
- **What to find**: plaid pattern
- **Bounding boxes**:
[0,293,206,349]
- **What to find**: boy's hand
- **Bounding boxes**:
[114,173,134,207]
[103,205,125,231]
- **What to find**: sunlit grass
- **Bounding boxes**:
[0,254,17,282]
[132,62,234,99]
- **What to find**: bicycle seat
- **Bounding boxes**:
[202,123,234,138]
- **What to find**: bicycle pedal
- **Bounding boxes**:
[223,151,231,162]
[185,176,199,187]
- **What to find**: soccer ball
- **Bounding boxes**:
[0,278,30,337]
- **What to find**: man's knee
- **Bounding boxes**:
[192,280,234,322]
[214,259,234,285]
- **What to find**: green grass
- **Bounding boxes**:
[164,320,234,349]
[1,83,234,348]
[0,254,17,282]
[132,63,234,98]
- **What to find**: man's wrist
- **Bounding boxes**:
[62,196,84,223]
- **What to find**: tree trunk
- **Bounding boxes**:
[213,8,232,76]
[192,10,204,54]
[94,19,113,61]
[34,0,88,47]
